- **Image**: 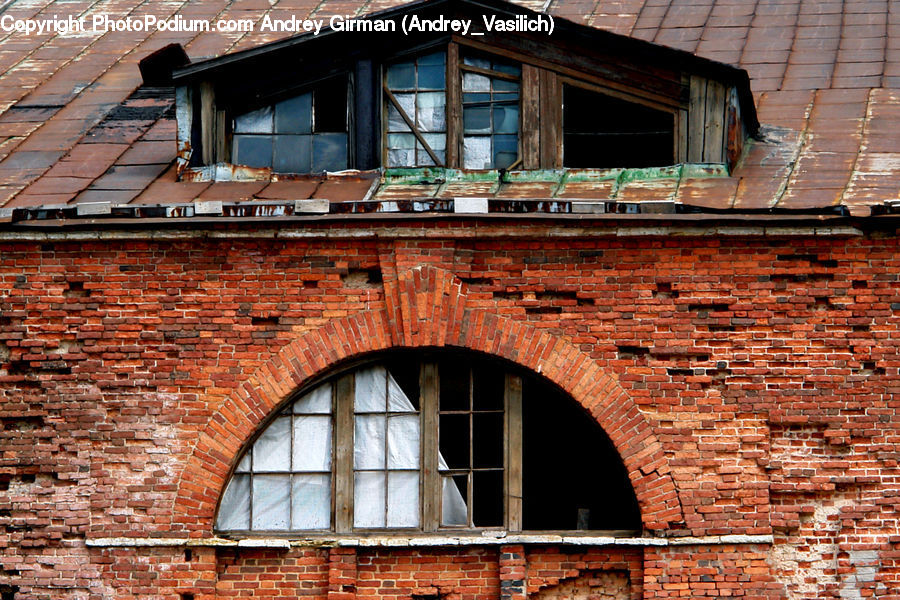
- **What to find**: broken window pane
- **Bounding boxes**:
[441,475,468,526]
[292,474,330,529]
[252,474,291,529]
[473,470,503,527]
[314,78,348,132]
[461,54,520,169]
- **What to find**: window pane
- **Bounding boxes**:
[292,474,331,529]
[463,107,491,134]
[275,93,312,134]
[354,415,386,469]
[473,470,503,527]
[463,72,490,92]
[388,415,420,468]
[388,148,415,167]
[294,385,332,414]
[273,135,311,173]
[387,372,418,412]
[416,92,446,132]
[217,474,250,530]
[387,472,420,527]
[234,106,273,133]
[441,475,468,526]
[387,103,412,133]
[493,105,518,134]
[387,61,415,89]
[418,64,445,90]
[311,134,347,172]
[235,452,251,473]
[354,471,386,527]
[494,135,518,170]
[252,474,291,529]
[355,367,387,412]
[463,136,491,169]
[252,416,291,472]
[293,416,332,471]
[233,135,272,169]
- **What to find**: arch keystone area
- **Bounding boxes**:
[173,266,683,533]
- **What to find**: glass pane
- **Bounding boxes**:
[417,146,444,167]
[387,61,415,89]
[387,133,416,151]
[387,103,412,132]
[252,416,291,472]
[463,92,491,104]
[463,56,490,69]
[294,385,332,414]
[235,452,251,473]
[463,72,490,92]
[217,474,250,530]
[355,367,387,412]
[463,136,492,169]
[416,92,446,132]
[252,474,290,530]
[493,78,519,93]
[275,93,312,134]
[493,62,521,76]
[354,471,386,528]
[473,413,503,468]
[494,134,518,169]
[293,415,332,471]
[473,471,503,527]
[233,135,272,169]
[311,134,347,172]
[439,413,469,469]
[419,51,445,66]
[292,474,331,529]
[441,475,468,526]
[388,415,420,468]
[234,106,273,133]
[387,471,420,527]
[354,415,386,469]
[463,107,491,134]
[493,105,518,134]
[388,148,415,167]
[273,135,311,173]
[418,64,445,90]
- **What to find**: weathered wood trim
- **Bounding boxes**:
[505,374,523,532]
[521,64,541,170]
[446,42,462,168]
[334,374,354,532]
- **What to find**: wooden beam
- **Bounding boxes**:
[521,65,541,170]
[505,374,523,532]
[446,42,462,168]
[334,374,354,532]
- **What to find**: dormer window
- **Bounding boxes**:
[171,0,758,180]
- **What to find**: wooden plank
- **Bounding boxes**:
[505,374,523,532]
[559,75,677,114]
[703,79,726,163]
[676,109,688,163]
[421,362,440,531]
[687,75,706,163]
[540,69,561,168]
[521,65,541,170]
[200,81,216,165]
[446,43,462,168]
[215,109,227,163]
[334,374,354,532]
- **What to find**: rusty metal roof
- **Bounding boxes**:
[0,0,898,221]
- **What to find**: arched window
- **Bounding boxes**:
[216,352,640,534]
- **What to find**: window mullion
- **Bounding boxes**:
[421,362,440,532]
[334,374,355,532]
[505,373,523,532]
[446,42,461,167]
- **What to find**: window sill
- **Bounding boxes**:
[85,531,774,549]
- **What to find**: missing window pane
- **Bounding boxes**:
[438,413,469,469]
[314,78,348,132]
[473,470,503,527]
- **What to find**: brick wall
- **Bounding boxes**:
[1,230,898,598]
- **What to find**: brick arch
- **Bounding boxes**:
[172,266,683,533]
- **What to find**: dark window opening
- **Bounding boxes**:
[522,377,641,531]
[563,84,674,169]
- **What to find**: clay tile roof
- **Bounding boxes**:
[0,0,898,220]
